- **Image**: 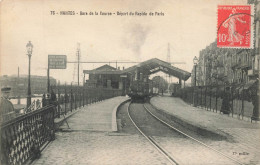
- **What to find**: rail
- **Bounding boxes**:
[127,102,178,165]
[142,103,244,165]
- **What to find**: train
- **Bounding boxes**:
[128,80,151,101]
[128,67,153,102]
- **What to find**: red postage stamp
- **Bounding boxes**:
[217,5,254,48]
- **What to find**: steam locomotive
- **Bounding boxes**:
[128,67,152,102]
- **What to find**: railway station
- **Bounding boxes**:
[1,57,260,165]
[2,0,260,164]
[83,58,190,95]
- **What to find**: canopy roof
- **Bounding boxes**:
[84,58,191,81]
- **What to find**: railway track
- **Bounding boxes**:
[127,101,244,165]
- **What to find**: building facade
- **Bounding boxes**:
[0,75,56,97]
[192,1,259,88]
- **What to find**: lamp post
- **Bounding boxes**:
[26,41,33,108]
[193,56,199,106]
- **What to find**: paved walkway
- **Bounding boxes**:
[33,96,172,165]
[150,96,260,165]
[59,96,129,132]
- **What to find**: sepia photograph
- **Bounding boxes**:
[0,0,259,164]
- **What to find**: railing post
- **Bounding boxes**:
[201,86,203,107]
[64,83,68,115]
[83,87,85,106]
[205,86,207,110]
[50,106,56,141]
[57,86,60,118]
[241,86,244,119]
[80,88,82,107]
[78,90,80,107]
[74,92,78,110]
[87,90,89,104]
[209,87,211,111]
[81,89,83,107]
[86,89,88,104]
[90,91,92,104]
[231,86,234,117]
[71,84,73,112]
[196,87,199,106]
[215,86,218,113]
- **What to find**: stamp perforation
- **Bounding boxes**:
[217,4,255,49]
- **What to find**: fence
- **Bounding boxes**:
[179,84,259,122]
[0,105,55,165]
[1,86,122,164]
[49,85,122,118]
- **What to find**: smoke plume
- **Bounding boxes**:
[122,23,150,59]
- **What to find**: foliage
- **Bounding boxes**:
[151,76,168,91]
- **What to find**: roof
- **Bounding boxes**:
[94,64,116,71]
[83,58,191,81]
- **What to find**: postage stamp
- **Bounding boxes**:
[217,5,254,48]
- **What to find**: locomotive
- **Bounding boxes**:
[129,80,150,101]
[128,67,152,102]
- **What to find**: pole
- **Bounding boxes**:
[193,65,197,107]
[65,83,67,115]
[194,65,197,86]
[47,68,50,93]
[124,78,126,95]
[216,79,218,112]
[78,48,80,86]
[83,73,85,86]
[27,55,31,108]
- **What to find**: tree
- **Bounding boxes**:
[152,76,168,92]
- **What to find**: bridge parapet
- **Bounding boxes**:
[0,105,55,165]
[1,86,123,164]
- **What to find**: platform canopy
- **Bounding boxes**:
[84,58,191,81]
[123,58,190,81]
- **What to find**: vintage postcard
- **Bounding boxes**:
[0,0,259,165]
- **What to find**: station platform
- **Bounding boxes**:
[59,96,129,132]
[150,96,260,159]
[33,96,174,165]
[150,96,260,137]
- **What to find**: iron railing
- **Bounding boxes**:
[50,85,122,118]
[0,86,123,164]
[179,83,259,122]
[24,99,42,114]
[0,105,55,165]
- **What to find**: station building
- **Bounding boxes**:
[83,58,191,94]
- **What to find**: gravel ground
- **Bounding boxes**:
[128,103,186,138]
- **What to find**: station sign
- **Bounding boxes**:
[120,75,127,78]
[150,66,168,72]
[48,55,67,69]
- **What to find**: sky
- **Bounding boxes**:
[0,0,248,84]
